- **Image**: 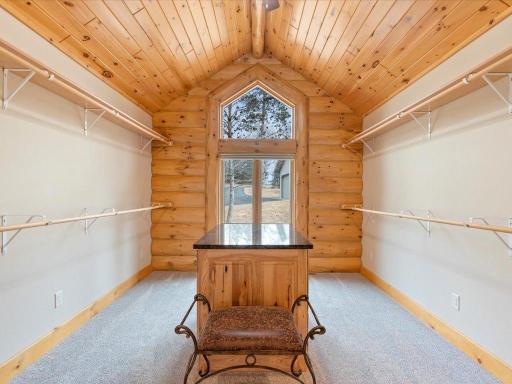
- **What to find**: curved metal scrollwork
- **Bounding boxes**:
[175,294,326,384]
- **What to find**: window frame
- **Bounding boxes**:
[220,156,295,225]
[220,83,296,141]
[206,64,308,235]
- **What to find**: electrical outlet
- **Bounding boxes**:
[54,290,63,309]
[451,293,460,311]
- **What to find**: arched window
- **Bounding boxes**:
[222,86,293,140]
[206,65,308,232]
[220,86,294,224]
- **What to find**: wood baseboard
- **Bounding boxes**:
[152,255,196,271]
[309,257,361,272]
[0,264,153,384]
[360,266,512,383]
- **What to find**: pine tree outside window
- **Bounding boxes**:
[220,86,294,224]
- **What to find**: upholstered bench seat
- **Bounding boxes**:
[175,294,325,384]
[198,306,303,353]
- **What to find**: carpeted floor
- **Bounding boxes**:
[10,272,499,384]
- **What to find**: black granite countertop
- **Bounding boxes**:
[193,224,313,249]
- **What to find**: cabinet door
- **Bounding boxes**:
[210,261,252,308]
[253,261,297,309]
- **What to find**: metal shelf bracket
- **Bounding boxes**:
[84,108,106,136]
[140,136,154,152]
[469,217,512,250]
[482,72,512,114]
[2,68,35,111]
[1,214,46,255]
[361,138,375,154]
[410,110,432,139]
[402,209,432,235]
[83,208,116,234]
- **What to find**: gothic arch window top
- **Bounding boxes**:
[221,84,294,140]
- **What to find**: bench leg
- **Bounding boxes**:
[199,354,210,377]
[304,352,317,384]
[183,351,198,384]
[290,354,302,377]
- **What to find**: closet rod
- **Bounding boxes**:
[0,40,171,145]
[344,47,512,146]
[343,206,512,235]
[0,204,169,233]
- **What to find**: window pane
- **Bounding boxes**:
[223,159,253,223]
[261,159,291,223]
[222,86,292,139]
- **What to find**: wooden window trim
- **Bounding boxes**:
[206,64,308,235]
[219,158,294,225]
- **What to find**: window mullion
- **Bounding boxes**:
[253,160,262,224]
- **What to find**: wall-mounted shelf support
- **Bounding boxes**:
[402,209,432,235]
[140,136,154,152]
[469,217,512,250]
[0,40,171,145]
[83,208,115,234]
[84,108,106,136]
[1,214,45,255]
[343,47,512,148]
[410,111,432,139]
[2,68,35,111]
[361,138,375,154]
[482,72,512,114]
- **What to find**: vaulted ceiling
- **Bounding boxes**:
[1,0,511,115]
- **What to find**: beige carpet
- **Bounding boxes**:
[11,272,499,384]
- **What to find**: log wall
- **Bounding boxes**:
[151,56,362,272]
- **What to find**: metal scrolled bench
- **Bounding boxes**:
[175,294,326,384]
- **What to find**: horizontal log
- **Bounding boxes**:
[152,256,362,272]
[151,239,196,256]
[309,257,361,273]
[152,160,205,176]
[162,96,206,112]
[154,111,206,128]
[309,209,362,225]
[310,160,361,178]
[309,241,362,258]
[309,113,361,130]
[309,97,353,113]
[265,64,306,80]
[309,192,362,209]
[218,139,297,154]
[236,55,281,65]
[309,176,362,193]
[152,175,205,192]
[153,128,206,145]
[151,224,205,239]
[187,79,225,96]
[152,256,197,271]
[210,64,252,80]
[309,224,362,241]
[309,129,362,146]
[152,207,205,224]
[151,192,205,207]
[310,145,360,161]
[309,192,363,209]
[152,145,206,161]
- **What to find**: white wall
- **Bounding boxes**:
[362,16,512,367]
[0,13,152,365]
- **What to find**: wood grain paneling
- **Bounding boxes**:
[1,1,510,114]
[152,60,362,272]
[266,0,512,114]
[0,0,251,113]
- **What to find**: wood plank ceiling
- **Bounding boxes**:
[1,0,510,115]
